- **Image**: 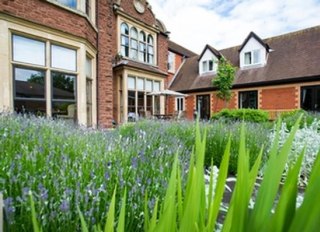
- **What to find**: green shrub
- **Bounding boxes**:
[280,109,320,130]
[211,109,269,123]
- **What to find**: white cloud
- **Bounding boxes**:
[148,0,320,54]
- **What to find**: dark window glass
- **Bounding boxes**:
[209,60,213,71]
[128,90,136,121]
[52,72,76,100]
[301,86,320,112]
[121,23,129,57]
[14,100,46,115]
[14,67,46,115]
[239,91,258,109]
[14,67,45,99]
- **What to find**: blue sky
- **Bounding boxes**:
[148,0,320,54]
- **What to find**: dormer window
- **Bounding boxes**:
[244,49,261,65]
[202,60,214,73]
[239,32,269,69]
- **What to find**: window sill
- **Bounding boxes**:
[45,0,98,32]
[241,63,264,69]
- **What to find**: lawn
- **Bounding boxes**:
[1,113,320,231]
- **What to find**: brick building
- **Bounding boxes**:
[169,26,320,120]
[0,0,193,127]
[1,1,319,126]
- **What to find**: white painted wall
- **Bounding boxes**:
[199,49,219,75]
[240,37,267,68]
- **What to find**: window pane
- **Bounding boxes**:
[153,81,160,91]
[253,50,261,64]
[86,56,92,78]
[146,80,152,91]
[128,90,136,121]
[131,27,138,39]
[147,95,152,114]
[244,52,252,65]
[56,0,77,8]
[128,76,135,89]
[14,67,45,99]
[209,60,213,71]
[13,35,45,66]
[239,91,257,109]
[147,35,153,44]
[121,23,129,35]
[137,78,144,90]
[138,91,144,116]
[14,99,46,115]
[202,61,207,72]
[139,31,146,42]
[51,45,76,71]
[53,102,76,119]
[52,72,76,100]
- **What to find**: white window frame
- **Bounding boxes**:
[244,49,261,66]
[168,51,175,72]
[47,0,96,22]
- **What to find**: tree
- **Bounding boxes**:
[212,56,236,109]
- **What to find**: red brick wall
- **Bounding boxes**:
[211,92,237,112]
[118,0,157,27]
[157,33,169,73]
[261,87,296,110]
[185,95,195,120]
[0,0,97,47]
[97,0,114,128]
[175,53,183,70]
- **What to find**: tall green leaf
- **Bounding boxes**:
[270,148,305,232]
[105,187,117,232]
[29,193,42,232]
[117,188,126,232]
[206,138,231,231]
[289,150,320,232]
[154,153,178,232]
[77,206,89,232]
[249,115,302,231]
[230,124,250,232]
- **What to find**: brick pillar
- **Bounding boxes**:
[97,0,114,128]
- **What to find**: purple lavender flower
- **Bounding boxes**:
[60,199,70,213]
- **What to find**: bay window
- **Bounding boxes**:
[119,21,155,65]
[127,76,160,121]
[12,34,78,121]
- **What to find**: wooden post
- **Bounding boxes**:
[0,193,3,232]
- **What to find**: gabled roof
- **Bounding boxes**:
[170,26,320,92]
[238,31,270,52]
[198,44,221,61]
[168,40,198,58]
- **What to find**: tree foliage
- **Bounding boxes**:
[212,57,236,106]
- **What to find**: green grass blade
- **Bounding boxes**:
[149,199,159,232]
[105,187,117,232]
[117,188,126,232]
[249,115,302,231]
[29,192,42,232]
[77,206,89,232]
[289,150,320,232]
[270,148,305,232]
[177,162,183,223]
[144,191,150,232]
[206,137,231,231]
